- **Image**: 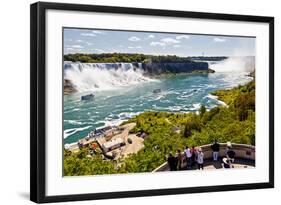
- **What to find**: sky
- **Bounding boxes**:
[64,28,255,57]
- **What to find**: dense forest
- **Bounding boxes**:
[64,53,227,63]
[64,80,255,176]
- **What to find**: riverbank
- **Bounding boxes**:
[64,78,255,176]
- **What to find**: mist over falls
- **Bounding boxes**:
[209,56,255,73]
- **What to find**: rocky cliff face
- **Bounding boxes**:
[249,70,255,78]
[142,62,209,75]
[64,79,77,95]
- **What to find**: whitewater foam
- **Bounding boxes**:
[192,103,201,110]
[64,119,86,125]
[205,94,228,107]
[64,126,92,139]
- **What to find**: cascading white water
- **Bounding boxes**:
[64,62,154,92]
[209,56,255,73]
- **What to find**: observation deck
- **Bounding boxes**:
[153,143,255,172]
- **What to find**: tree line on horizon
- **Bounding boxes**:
[64,53,227,63]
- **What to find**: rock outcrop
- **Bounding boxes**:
[249,70,255,78]
[64,79,77,95]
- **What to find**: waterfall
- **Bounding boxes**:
[64,62,154,92]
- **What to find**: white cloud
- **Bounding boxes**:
[176,35,190,40]
[160,38,180,45]
[150,41,166,46]
[173,45,181,48]
[93,48,105,53]
[81,33,96,37]
[150,38,180,47]
[128,36,141,41]
[214,37,226,42]
[74,40,93,46]
[110,49,119,53]
[72,45,83,48]
[92,30,103,34]
[128,46,142,49]
[148,34,155,38]
[65,46,82,54]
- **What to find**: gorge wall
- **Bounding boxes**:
[142,62,209,75]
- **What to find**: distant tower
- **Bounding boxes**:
[202,52,205,57]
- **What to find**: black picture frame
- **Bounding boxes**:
[30,1,274,203]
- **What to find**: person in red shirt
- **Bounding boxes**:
[92,143,97,150]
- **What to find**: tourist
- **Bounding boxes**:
[197,148,204,170]
[78,140,83,150]
[211,139,220,161]
[185,146,192,169]
[226,142,232,153]
[227,146,236,163]
[191,146,197,167]
[167,152,177,171]
[91,142,97,153]
[176,149,183,170]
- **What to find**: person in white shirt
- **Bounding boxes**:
[185,146,192,169]
[197,148,204,170]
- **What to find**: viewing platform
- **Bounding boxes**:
[153,143,255,172]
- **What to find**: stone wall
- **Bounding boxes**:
[200,143,255,160]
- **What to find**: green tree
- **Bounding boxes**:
[199,105,206,118]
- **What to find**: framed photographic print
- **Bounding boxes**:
[30,1,274,203]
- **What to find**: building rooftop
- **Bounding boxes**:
[102,137,124,149]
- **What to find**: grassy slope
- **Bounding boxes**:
[64,80,255,176]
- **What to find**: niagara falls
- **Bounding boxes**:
[63,28,256,176]
[64,57,254,144]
